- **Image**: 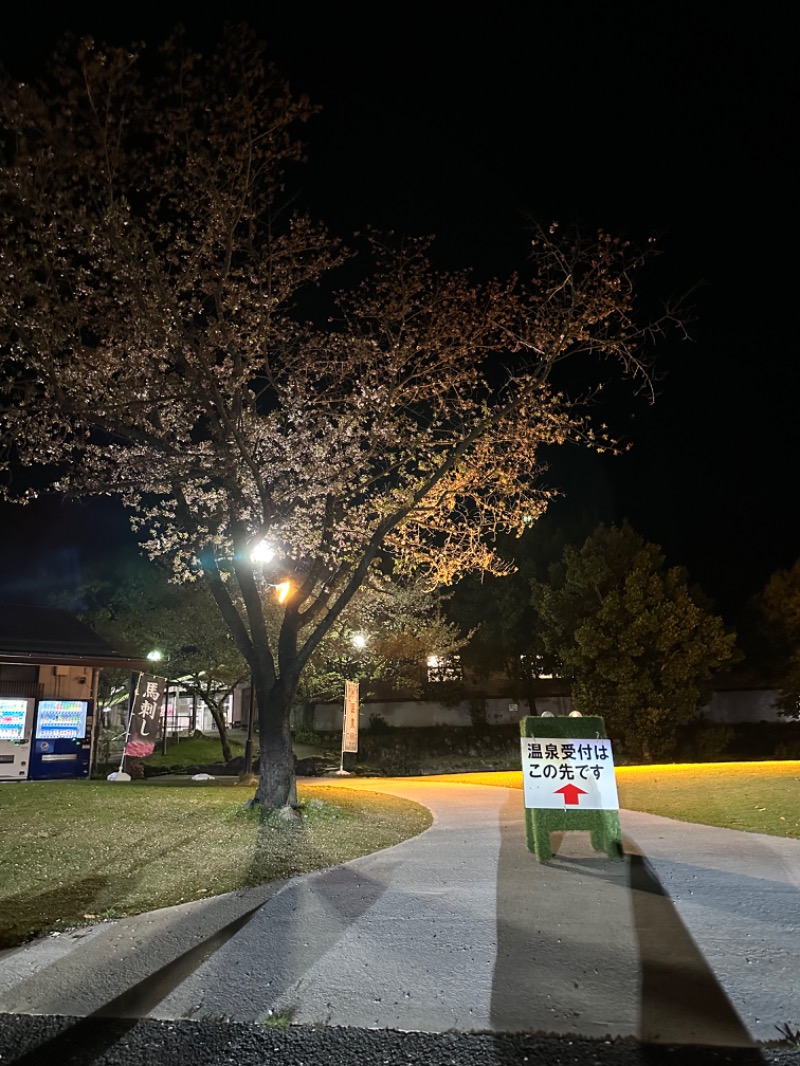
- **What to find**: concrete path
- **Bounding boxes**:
[0,778,798,1048]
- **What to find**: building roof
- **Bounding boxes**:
[0,603,150,669]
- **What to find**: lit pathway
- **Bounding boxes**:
[1,778,798,1046]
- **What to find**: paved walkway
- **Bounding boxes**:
[0,778,798,1047]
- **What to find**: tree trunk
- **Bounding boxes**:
[206,702,233,764]
[254,676,297,809]
[524,681,538,716]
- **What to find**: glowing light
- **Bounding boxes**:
[146,650,163,661]
[251,540,276,564]
[351,633,367,650]
[275,581,291,603]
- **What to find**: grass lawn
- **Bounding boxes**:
[0,780,431,948]
[106,729,246,771]
[143,733,246,768]
[616,760,800,837]
[4,760,798,951]
[422,761,800,839]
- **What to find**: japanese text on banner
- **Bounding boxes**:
[342,680,359,753]
[125,673,167,758]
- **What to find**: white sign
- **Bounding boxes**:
[520,737,620,810]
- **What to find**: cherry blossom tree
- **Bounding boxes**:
[290,576,467,731]
[0,27,678,809]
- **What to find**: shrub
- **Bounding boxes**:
[367,714,392,733]
[677,723,735,762]
[774,736,800,759]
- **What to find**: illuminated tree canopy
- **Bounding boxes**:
[0,27,679,808]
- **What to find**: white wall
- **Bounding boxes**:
[701,689,783,724]
[310,689,787,730]
[311,696,574,731]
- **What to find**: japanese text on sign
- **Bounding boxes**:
[342,680,359,753]
[520,737,620,810]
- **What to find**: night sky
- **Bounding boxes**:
[0,6,796,621]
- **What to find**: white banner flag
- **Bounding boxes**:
[342,680,359,753]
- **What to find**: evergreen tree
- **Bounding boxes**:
[533,521,736,759]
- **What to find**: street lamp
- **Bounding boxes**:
[241,542,292,781]
[275,580,292,604]
[250,540,276,564]
[146,650,174,754]
[250,541,293,604]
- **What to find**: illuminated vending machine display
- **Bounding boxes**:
[29,699,93,779]
[0,697,34,780]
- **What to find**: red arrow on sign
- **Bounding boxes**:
[555,784,588,806]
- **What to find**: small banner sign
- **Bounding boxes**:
[520,736,620,810]
[342,680,359,753]
[124,673,167,758]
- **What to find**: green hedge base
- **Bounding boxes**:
[520,715,624,863]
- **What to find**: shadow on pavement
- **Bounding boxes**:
[625,848,760,1055]
[1,805,392,1062]
[2,897,268,1066]
[490,790,766,1059]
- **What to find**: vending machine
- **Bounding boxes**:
[29,698,93,780]
[0,697,34,780]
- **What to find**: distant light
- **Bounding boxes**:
[251,541,276,564]
[275,580,291,603]
[147,650,163,662]
[351,633,367,650]
[427,655,439,668]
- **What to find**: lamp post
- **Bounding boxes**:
[250,540,293,603]
[242,675,256,781]
[242,539,294,782]
[146,650,172,756]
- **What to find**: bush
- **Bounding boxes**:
[367,714,392,734]
[676,723,735,762]
[469,698,488,729]
[666,719,800,763]
[774,736,800,759]
[724,720,800,760]
[299,718,800,775]
[298,724,523,776]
